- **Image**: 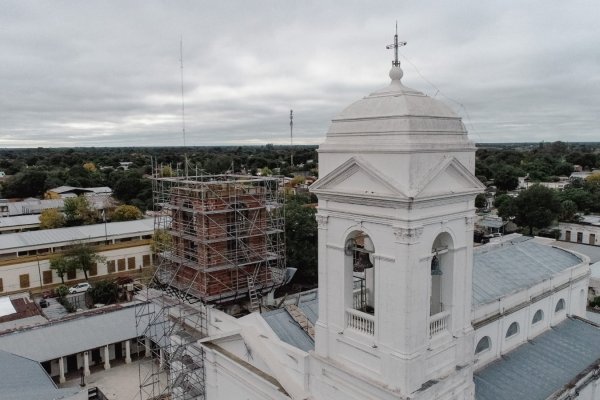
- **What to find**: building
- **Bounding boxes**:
[44,185,113,199]
[0,218,155,294]
[175,37,600,400]
[559,215,600,246]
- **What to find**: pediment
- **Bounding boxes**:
[310,157,407,199]
[413,157,486,198]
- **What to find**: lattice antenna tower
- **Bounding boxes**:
[289,109,294,167]
[386,21,407,67]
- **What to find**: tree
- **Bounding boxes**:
[151,229,172,254]
[285,195,318,286]
[49,254,70,284]
[587,172,600,185]
[66,242,106,280]
[63,196,97,226]
[513,184,561,235]
[493,166,519,191]
[111,204,143,221]
[82,162,97,172]
[39,208,65,229]
[475,194,487,209]
[88,280,119,304]
[1,169,49,198]
[560,200,579,222]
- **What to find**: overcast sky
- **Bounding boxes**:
[1,1,599,147]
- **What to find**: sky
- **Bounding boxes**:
[1,1,599,147]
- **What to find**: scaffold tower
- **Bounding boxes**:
[136,159,286,400]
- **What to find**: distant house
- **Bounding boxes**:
[119,161,134,170]
[44,186,112,199]
[559,215,600,246]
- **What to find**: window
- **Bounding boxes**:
[506,322,519,338]
[19,274,30,289]
[67,269,76,280]
[89,263,98,277]
[555,299,566,312]
[532,310,544,324]
[0,278,3,292]
[565,230,571,241]
[42,270,53,285]
[577,232,583,243]
[475,336,491,354]
[127,257,136,270]
[118,259,126,271]
[107,260,116,274]
[590,234,596,245]
[142,255,151,267]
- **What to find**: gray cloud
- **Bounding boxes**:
[0,0,599,147]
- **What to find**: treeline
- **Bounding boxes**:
[0,145,319,210]
[476,141,599,191]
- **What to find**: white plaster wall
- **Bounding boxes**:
[559,222,600,246]
[0,244,151,293]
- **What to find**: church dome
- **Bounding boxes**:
[324,64,472,151]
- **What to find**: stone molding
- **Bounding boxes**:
[393,226,424,244]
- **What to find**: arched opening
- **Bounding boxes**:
[555,298,565,313]
[475,336,491,354]
[532,309,544,324]
[506,322,519,338]
[345,231,375,315]
[430,233,453,316]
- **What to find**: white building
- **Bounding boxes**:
[559,215,600,246]
[0,219,155,294]
[182,41,600,400]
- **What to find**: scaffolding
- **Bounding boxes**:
[136,160,286,400]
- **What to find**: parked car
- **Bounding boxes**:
[68,282,92,294]
[39,299,49,308]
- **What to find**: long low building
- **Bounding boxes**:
[0,218,155,294]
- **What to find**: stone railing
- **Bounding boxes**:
[429,311,450,337]
[346,308,375,336]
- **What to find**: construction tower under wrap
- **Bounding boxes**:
[136,163,286,399]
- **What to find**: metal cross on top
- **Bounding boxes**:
[386,22,407,67]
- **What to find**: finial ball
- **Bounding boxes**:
[389,65,403,81]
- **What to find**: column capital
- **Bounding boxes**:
[393,226,424,244]
[316,213,329,229]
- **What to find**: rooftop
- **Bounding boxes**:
[472,237,583,307]
[262,297,318,352]
[0,218,154,253]
[474,318,600,400]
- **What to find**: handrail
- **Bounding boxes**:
[429,310,450,337]
[346,308,375,336]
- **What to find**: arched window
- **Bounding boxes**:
[345,232,375,315]
[475,336,491,354]
[506,322,519,338]
[532,310,544,324]
[430,233,453,316]
[555,298,566,312]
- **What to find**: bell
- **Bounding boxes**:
[431,255,443,275]
[354,252,374,271]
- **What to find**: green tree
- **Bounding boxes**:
[285,195,318,286]
[39,208,65,229]
[66,242,106,280]
[111,204,143,221]
[49,254,70,284]
[513,184,562,235]
[493,166,519,191]
[88,280,119,304]
[151,229,172,254]
[63,196,97,226]
[560,200,579,222]
[1,169,49,198]
[475,194,487,209]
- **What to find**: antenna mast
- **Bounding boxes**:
[180,38,187,147]
[289,109,294,167]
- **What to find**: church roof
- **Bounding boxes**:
[474,317,600,400]
[262,298,318,352]
[472,237,583,307]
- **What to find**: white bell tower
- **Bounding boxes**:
[309,29,484,400]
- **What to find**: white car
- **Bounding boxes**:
[68,282,92,294]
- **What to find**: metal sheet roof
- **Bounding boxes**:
[552,241,600,264]
[262,307,315,352]
[0,218,154,253]
[472,238,582,307]
[0,214,41,229]
[0,350,82,400]
[474,318,600,400]
[0,303,157,362]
